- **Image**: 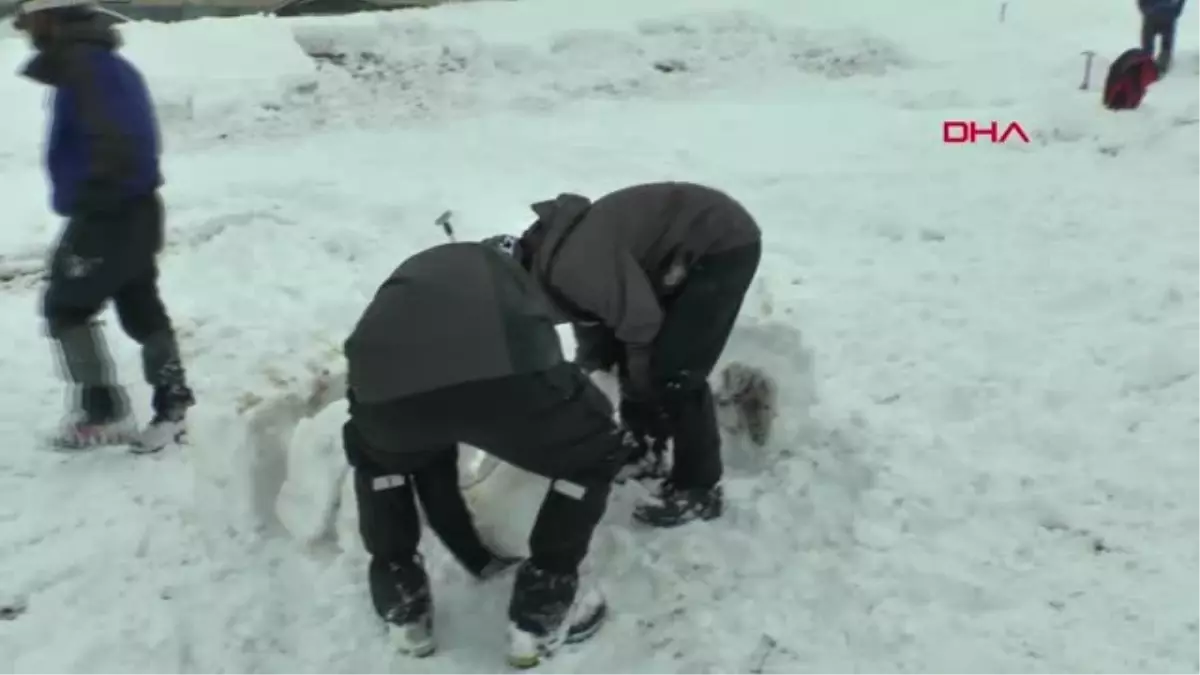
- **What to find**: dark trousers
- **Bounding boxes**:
[1141,14,1177,71]
[652,241,761,488]
[344,363,632,583]
[42,193,188,420]
[581,241,761,489]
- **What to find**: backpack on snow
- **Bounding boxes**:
[1103,48,1159,110]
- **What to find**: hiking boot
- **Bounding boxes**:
[506,562,607,668]
[369,555,435,657]
[633,481,724,528]
[132,414,186,454]
[50,385,136,450]
[131,385,194,454]
[1156,54,1172,76]
[49,413,138,450]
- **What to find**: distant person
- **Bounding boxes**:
[13,0,194,452]
[1139,0,1188,74]
[497,181,764,528]
[342,240,631,667]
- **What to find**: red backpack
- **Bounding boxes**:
[1103,48,1160,110]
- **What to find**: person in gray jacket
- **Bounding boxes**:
[503,181,762,529]
[342,240,632,668]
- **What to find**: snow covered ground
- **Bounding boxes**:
[1,0,1198,671]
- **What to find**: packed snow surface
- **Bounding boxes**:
[0,0,1197,672]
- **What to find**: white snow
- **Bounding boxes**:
[1,0,1198,671]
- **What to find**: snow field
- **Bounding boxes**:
[0,0,1197,671]
[0,0,1195,256]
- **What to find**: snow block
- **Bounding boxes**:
[275,401,350,546]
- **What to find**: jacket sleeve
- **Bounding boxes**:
[58,48,140,209]
[551,248,663,349]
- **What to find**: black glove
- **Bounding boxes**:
[575,351,615,375]
[617,395,670,481]
[619,396,669,449]
[619,345,670,473]
[572,323,621,374]
[622,344,657,405]
[621,344,666,436]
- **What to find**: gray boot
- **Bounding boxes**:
[49,322,137,450]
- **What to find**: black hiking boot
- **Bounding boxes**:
[633,481,724,528]
[506,562,607,668]
[50,386,137,450]
[369,554,435,657]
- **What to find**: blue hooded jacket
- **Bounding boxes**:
[22,18,162,218]
[1139,0,1187,18]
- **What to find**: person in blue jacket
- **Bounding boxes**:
[1139,0,1188,74]
[14,0,195,452]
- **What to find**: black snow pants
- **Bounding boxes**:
[42,193,190,421]
[43,190,192,420]
[1141,12,1178,72]
[577,240,762,490]
[343,362,632,586]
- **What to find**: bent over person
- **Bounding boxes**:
[506,181,763,528]
[342,240,632,667]
[14,0,195,452]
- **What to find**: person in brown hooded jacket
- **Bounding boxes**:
[503,181,762,528]
[342,240,632,667]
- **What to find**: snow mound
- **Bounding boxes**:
[287,11,905,126]
[122,17,320,135]
[0,6,907,159]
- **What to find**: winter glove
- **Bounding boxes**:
[617,351,670,479]
[572,323,621,374]
[622,344,658,405]
[618,394,670,474]
[619,392,668,442]
[575,351,615,375]
[620,344,667,437]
